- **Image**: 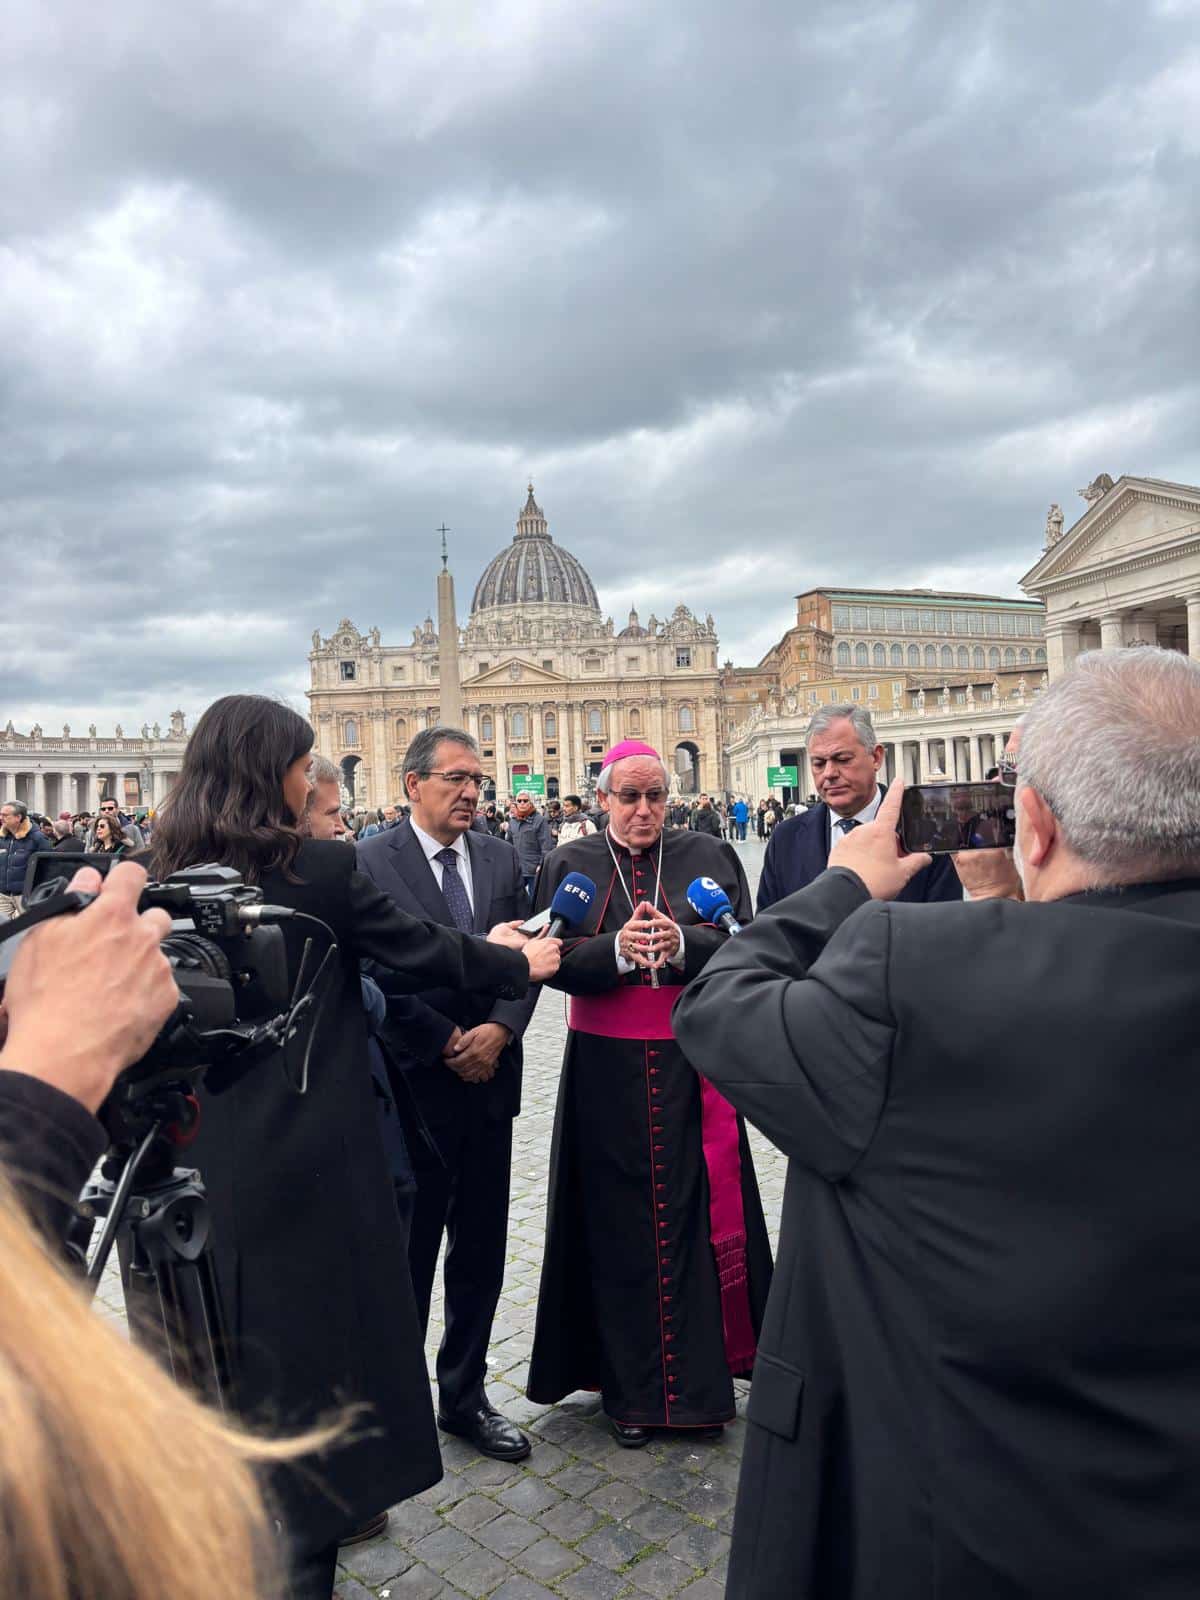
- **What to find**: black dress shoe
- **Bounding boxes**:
[438,1405,532,1461]
[609,1418,651,1449]
[338,1509,389,1546]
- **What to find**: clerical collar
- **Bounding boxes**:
[605,823,662,858]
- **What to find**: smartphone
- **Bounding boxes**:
[898,782,1017,854]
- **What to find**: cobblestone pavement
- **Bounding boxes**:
[100,837,780,1599]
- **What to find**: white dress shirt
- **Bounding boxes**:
[826,784,884,862]
[411,819,476,914]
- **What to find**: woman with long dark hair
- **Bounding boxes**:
[149,695,556,1600]
[92,814,127,855]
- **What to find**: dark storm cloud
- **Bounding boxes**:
[2,0,1197,726]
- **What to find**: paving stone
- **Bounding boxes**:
[577,1522,652,1570]
[666,1523,731,1570]
[626,1550,697,1597]
[677,1580,727,1600]
[489,1577,561,1600]
[549,1460,610,1498]
[341,1539,414,1585]
[472,1511,542,1559]
[334,1581,377,1600]
[516,1535,583,1582]
[497,1476,562,1517]
[586,1478,648,1519]
[464,1455,527,1489]
[628,1501,689,1542]
[387,1501,445,1541]
[441,1545,513,1598]
[537,1499,603,1544]
[555,1562,632,1600]
[673,1479,735,1520]
[444,1494,505,1533]
[382,1564,449,1600]
[410,1524,478,1574]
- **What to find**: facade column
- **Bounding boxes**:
[1044,621,1081,680]
[494,706,509,801]
[1187,593,1200,661]
[918,741,931,781]
[1099,612,1125,650]
[33,772,46,815]
[532,705,546,786]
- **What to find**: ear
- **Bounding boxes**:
[1016,786,1057,867]
[871,744,885,772]
[598,789,612,814]
[404,771,420,803]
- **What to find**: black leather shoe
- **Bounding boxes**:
[338,1509,389,1546]
[609,1418,651,1449]
[438,1405,532,1461]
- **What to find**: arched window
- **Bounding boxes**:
[908,645,920,667]
[1004,648,1016,666]
[628,707,641,732]
[957,646,969,669]
[679,705,695,732]
[394,717,406,743]
[342,717,358,747]
[989,647,1001,668]
[1019,648,1031,664]
[511,711,527,738]
[1034,647,1046,664]
[973,647,985,669]
[544,711,557,738]
[480,714,493,742]
[873,643,887,667]
[587,708,603,735]
[891,643,903,667]
[855,643,869,666]
[837,642,851,667]
[941,646,954,669]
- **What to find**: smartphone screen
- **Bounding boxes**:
[898,782,1017,854]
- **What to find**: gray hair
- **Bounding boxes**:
[1019,647,1200,881]
[596,755,670,794]
[1,799,28,820]
[805,703,879,752]
[309,755,341,788]
[402,725,479,782]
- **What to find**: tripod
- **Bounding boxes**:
[71,1089,232,1413]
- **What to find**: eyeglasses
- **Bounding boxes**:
[997,758,1018,788]
[613,788,668,806]
[420,769,490,789]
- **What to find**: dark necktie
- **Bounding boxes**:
[836,817,860,835]
[435,847,474,932]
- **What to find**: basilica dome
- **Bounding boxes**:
[470,486,600,616]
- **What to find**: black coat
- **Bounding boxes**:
[675,871,1200,1599]
[756,787,961,911]
[356,820,538,1126]
[186,840,529,1553]
[0,1069,105,1245]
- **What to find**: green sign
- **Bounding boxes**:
[767,764,798,789]
[512,772,546,796]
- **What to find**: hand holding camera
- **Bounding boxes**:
[0,862,178,1114]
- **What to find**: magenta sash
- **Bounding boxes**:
[569,983,757,1372]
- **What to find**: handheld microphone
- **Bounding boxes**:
[546,871,597,938]
[686,876,743,935]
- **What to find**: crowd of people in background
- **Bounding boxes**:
[0,786,810,922]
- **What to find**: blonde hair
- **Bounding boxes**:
[0,1174,332,1599]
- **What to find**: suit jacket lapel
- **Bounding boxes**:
[465,831,494,934]
[390,821,455,925]
[800,805,830,882]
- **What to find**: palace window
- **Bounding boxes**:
[542,659,554,670]
[544,712,557,738]
[1004,648,1016,666]
[925,645,937,668]
[1016,615,1032,636]
[1019,648,1031,664]
[481,714,493,741]
[340,661,356,681]
[837,642,851,666]
[852,605,868,627]
[855,643,869,666]
[478,660,489,673]
[429,662,439,677]
[394,717,407,743]
[892,681,903,696]
[627,655,642,670]
[985,614,1000,635]
[941,646,954,668]
[629,708,642,731]
[908,644,920,667]
[511,711,527,738]
[869,607,885,629]
[1001,614,1016,636]
[833,605,851,628]
[587,708,603,735]
[679,705,695,732]
[973,647,985,668]
[873,643,886,666]
[957,647,969,669]
[391,664,406,680]
[342,718,358,747]
[970,613,984,634]
[891,643,903,667]
[675,647,692,669]
[886,608,902,628]
[868,683,878,699]
[851,686,861,701]
[989,647,1000,668]
[1035,647,1047,664]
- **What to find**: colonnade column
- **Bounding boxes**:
[1188,592,1200,661]
[1043,621,1081,680]
[494,707,508,801]
[1099,612,1125,651]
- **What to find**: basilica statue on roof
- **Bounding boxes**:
[307,485,722,808]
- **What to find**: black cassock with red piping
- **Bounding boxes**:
[526,828,773,1427]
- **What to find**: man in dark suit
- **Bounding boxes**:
[357,725,539,1462]
[676,646,1200,1599]
[756,702,961,911]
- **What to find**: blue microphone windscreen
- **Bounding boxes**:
[549,871,597,928]
[686,875,733,922]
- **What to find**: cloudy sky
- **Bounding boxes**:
[3,0,1198,731]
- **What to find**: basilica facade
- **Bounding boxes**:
[307,487,722,806]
